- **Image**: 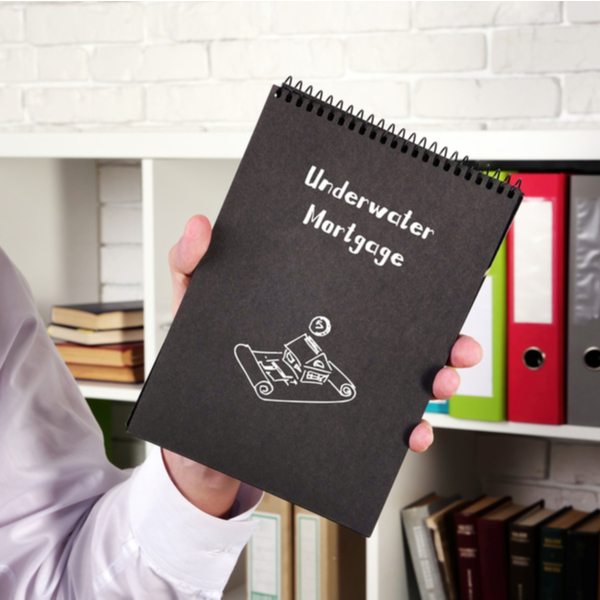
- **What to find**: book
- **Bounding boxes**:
[477,501,540,600]
[507,173,568,425]
[565,509,600,600]
[425,499,472,600]
[127,78,523,537]
[508,505,568,600]
[566,175,600,426]
[55,342,144,367]
[453,496,510,600]
[48,324,144,346]
[51,300,143,331]
[449,239,507,422]
[401,493,460,600]
[539,508,590,600]
[247,493,293,600]
[66,363,144,384]
[294,505,365,600]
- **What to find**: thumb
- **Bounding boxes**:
[169,215,212,316]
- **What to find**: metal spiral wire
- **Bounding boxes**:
[279,77,522,197]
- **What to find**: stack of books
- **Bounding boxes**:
[402,492,600,600]
[48,301,144,384]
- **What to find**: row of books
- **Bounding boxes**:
[247,493,365,600]
[427,172,600,427]
[402,492,600,600]
[48,301,145,383]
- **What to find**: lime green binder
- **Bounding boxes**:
[449,239,507,421]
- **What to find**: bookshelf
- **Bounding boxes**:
[1,130,598,600]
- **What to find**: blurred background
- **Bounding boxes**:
[1,1,599,133]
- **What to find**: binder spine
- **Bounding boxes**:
[278,77,523,202]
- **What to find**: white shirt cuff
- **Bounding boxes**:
[129,447,263,591]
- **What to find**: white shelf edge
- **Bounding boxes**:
[427,413,600,443]
[0,133,251,159]
[1,130,599,161]
[78,381,142,402]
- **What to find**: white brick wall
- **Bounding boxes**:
[26,3,143,45]
[476,433,600,512]
[0,87,22,122]
[1,1,600,130]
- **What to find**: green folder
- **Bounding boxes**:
[449,239,507,421]
[449,172,510,421]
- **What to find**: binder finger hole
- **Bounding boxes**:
[583,347,600,371]
[523,347,545,370]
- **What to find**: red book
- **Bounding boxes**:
[454,496,511,600]
[478,501,542,600]
[507,173,568,424]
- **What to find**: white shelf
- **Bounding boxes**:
[0,133,250,159]
[2,130,600,161]
[77,381,142,403]
[427,413,600,443]
[3,130,599,600]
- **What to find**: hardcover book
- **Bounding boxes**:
[66,363,144,384]
[539,508,590,600]
[127,79,523,537]
[477,501,539,600]
[48,324,143,346]
[401,493,460,600]
[453,496,511,600]
[565,510,600,600]
[55,342,144,367]
[508,505,567,600]
[51,300,143,330]
[426,499,472,600]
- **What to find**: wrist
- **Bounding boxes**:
[161,448,242,519]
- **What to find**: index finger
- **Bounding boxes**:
[448,334,483,369]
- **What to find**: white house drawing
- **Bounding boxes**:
[234,319,356,404]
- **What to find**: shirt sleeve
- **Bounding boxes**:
[0,247,261,600]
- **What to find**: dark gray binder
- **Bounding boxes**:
[567,176,600,425]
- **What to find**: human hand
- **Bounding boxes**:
[162,215,241,519]
[408,335,483,453]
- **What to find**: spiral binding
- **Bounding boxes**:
[277,77,523,199]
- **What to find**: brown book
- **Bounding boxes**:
[454,496,511,600]
[478,501,542,600]
[51,301,143,330]
[426,499,473,600]
[247,493,293,600]
[294,506,365,600]
[55,342,144,367]
[66,363,144,383]
[48,324,144,346]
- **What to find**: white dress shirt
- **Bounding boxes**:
[0,247,262,599]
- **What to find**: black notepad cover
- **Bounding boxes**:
[128,82,522,536]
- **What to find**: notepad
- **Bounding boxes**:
[127,78,523,536]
